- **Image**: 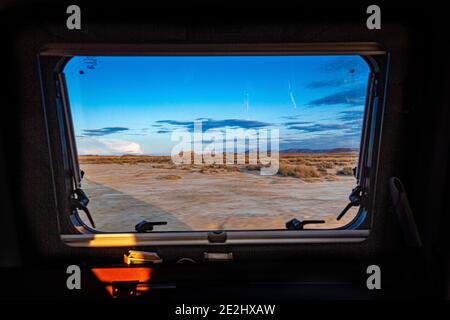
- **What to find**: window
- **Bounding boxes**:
[61,53,371,233]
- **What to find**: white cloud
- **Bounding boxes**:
[77,137,143,155]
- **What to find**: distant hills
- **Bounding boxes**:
[83,148,359,157]
[280,148,358,154]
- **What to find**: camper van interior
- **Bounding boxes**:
[0,1,449,308]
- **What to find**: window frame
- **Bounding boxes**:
[38,43,389,248]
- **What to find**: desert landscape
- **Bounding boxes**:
[78,152,360,232]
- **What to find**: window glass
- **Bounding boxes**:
[64,55,370,232]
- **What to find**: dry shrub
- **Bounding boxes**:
[278,163,321,179]
[156,175,182,180]
[245,164,262,171]
[80,153,359,183]
[200,164,240,174]
[337,166,354,176]
[316,167,328,175]
[151,163,176,169]
[79,155,172,165]
[283,159,306,166]
[321,161,335,169]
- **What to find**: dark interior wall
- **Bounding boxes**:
[0,2,449,298]
[407,31,450,296]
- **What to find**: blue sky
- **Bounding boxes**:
[64,55,369,155]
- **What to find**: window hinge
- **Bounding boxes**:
[71,188,96,228]
[336,185,364,221]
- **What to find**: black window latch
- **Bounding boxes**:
[135,220,168,232]
[286,218,325,230]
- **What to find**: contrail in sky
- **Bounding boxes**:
[288,81,297,109]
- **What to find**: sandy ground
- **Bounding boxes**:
[79,163,359,232]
